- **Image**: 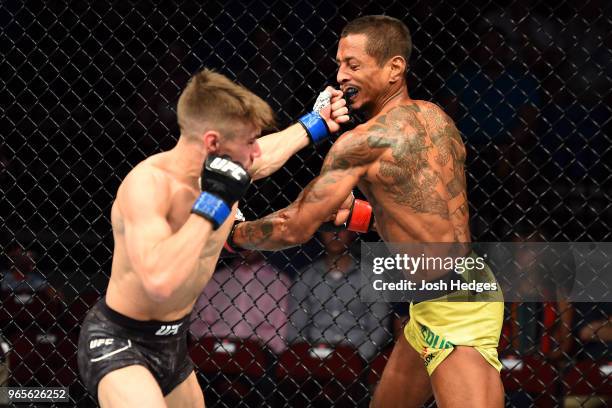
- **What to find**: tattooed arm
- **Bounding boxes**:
[232,130,377,250]
[425,104,470,242]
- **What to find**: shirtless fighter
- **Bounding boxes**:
[227,16,505,408]
[77,68,349,407]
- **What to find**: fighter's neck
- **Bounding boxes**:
[367,86,411,118]
[166,137,207,184]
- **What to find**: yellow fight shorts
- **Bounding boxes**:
[403,252,504,375]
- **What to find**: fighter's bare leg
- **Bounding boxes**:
[370,334,432,408]
[165,371,205,408]
[430,346,504,408]
[98,365,166,408]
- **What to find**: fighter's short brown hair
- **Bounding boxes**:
[177,68,275,138]
[341,15,412,68]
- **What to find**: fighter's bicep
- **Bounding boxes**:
[118,170,173,270]
[287,132,372,229]
[293,167,359,227]
[322,130,379,171]
[304,168,358,204]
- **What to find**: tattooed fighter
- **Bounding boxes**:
[227,16,504,408]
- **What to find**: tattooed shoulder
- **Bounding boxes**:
[364,104,450,219]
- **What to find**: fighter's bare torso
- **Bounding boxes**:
[105,152,235,321]
[353,99,469,244]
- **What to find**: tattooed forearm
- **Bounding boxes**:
[232,212,296,250]
[242,220,274,246]
[233,167,360,250]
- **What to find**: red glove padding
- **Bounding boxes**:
[346,199,374,233]
[319,199,374,233]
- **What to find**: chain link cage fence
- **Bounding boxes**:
[1,0,611,407]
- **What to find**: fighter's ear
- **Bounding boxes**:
[203,130,221,153]
[388,56,406,83]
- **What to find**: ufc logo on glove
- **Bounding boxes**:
[209,157,247,180]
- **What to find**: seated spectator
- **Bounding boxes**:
[492,229,575,360]
[574,302,611,361]
[503,302,574,360]
[288,231,393,362]
[190,250,290,354]
[563,302,611,408]
[1,245,63,334]
[1,246,56,297]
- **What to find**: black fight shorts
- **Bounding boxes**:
[77,298,193,400]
